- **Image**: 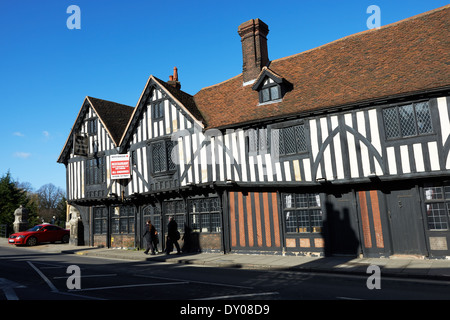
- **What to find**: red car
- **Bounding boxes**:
[9,224,70,246]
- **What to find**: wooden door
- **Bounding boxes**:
[388,188,427,255]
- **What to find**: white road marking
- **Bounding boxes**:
[68,281,189,292]
[196,292,279,300]
[336,296,364,300]
[27,261,59,292]
[0,278,26,300]
[136,274,254,289]
[53,274,117,279]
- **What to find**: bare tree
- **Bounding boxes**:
[36,183,65,223]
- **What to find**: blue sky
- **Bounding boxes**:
[0,0,447,192]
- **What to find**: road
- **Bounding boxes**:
[1,244,450,309]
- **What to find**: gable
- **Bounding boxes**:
[252,67,284,90]
[57,97,134,164]
[119,75,204,149]
[87,97,135,145]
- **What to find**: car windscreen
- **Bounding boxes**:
[28,225,43,232]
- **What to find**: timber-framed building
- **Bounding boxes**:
[58,6,450,258]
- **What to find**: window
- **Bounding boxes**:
[151,140,176,174]
[383,101,433,139]
[275,124,307,156]
[188,197,221,233]
[131,150,137,166]
[248,128,268,155]
[86,157,106,185]
[259,78,281,104]
[282,193,323,233]
[252,70,291,105]
[43,225,59,231]
[260,85,280,103]
[143,205,161,235]
[87,118,97,135]
[152,101,164,120]
[111,205,135,234]
[423,183,450,231]
[73,133,89,157]
[164,200,185,233]
[93,207,107,234]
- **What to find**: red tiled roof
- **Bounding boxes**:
[194,5,450,129]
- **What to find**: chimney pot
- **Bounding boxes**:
[173,67,178,81]
[168,67,181,90]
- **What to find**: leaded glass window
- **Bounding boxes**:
[383,101,433,139]
[87,118,97,136]
[248,128,268,155]
[278,124,307,156]
[424,183,450,231]
[415,102,433,135]
[93,206,107,234]
[164,200,185,232]
[143,204,161,235]
[152,142,165,173]
[86,157,106,185]
[383,107,400,138]
[188,197,221,233]
[151,140,177,174]
[111,205,135,234]
[399,104,417,137]
[283,193,322,233]
[152,101,164,120]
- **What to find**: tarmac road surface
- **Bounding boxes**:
[1,243,450,304]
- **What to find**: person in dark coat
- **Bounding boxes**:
[143,220,156,255]
[152,229,160,253]
[165,216,181,255]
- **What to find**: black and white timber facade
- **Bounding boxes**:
[58,6,450,258]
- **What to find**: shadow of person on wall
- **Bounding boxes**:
[286,198,365,274]
[322,201,359,258]
[182,224,201,253]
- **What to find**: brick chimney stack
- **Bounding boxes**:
[168,66,181,90]
[238,19,269,84]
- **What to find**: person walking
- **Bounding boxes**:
[152,229,160,254]
[165,216,181,255]
[143,220,156,255]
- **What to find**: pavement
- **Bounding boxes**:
[2,237,450,281]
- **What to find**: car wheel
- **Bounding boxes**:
[26,237,38,246]
[62,234,70,243]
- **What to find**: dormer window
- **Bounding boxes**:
[260,79,281,103]
[252,67,292,105]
